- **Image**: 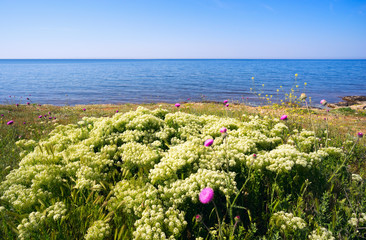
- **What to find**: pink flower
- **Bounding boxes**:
[204,139,214,147]
[280,115,288,120]
[195,214,202,222]
[27,102,30,105]
[253,154,257,159]
[225,103,229,107]
[39,115,42,118]
[83,108,86,111]
[16,104,19,107]
[223,100,228,104]
[320,99,327,106]
[175,103,181,108]
[199,187,214,204]
[220,127,227,133]
[358,132,363,138]
[7,120,14,125]
[116,110,119,113]
[234,215,240,223]
[23,122,26,124]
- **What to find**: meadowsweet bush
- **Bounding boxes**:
[0,106,364,239]
[308,227,334,240]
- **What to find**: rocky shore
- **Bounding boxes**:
[328,96,366,110]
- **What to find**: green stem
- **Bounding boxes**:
[212,201,223,239]
[305,100,317,151]
[328,138,359,183]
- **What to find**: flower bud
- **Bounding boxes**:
[320,99,327,106]
[358,132,363,138]
[300,93,307,100]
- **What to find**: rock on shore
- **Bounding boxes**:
[328,96,366,110]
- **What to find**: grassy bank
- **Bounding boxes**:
[1,101,366,239]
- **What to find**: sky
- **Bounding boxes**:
[0,0,365,59]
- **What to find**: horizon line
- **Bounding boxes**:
[1,58,366,60]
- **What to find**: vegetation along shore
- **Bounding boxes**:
[1,98,366,239]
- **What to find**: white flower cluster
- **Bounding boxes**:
[133,204,187,240]
[17,202,67,240]
[108,180,158,217]
[1,106,343,239]
[160,169,237,205]
[270,211,306,232]
[287,130,317,153]
[149,138,206,184]
[308,227,335,240]
[352,174,363,182]
[248,144,318,173]
[348,213,366,227]
[120,141,160,169]
[84,220,111,240]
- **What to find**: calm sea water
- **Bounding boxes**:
[0,59,365,106]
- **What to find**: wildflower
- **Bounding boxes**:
[253,154,257,159]
[220,127,227,133]
[1,114,3,117]
[116,110,119,113]
[195,214,202,222]
[358,132,364,138]
[295,73,298,77]
[27,102,30,105]
[39,115,42,118]
[16,104,19,107]
[54,117,56,119]
[280,115,288,120]
[48,112,51,115]
[300,93,307,100]
[251,77,254,80]
[7,120,14,125]
[234,216,240,223]
[204,139,214,147]
[225,104,229,107]
[23,122,26,124]
[199,187,214,204]
[223,100,228,104]
[49,117,52,119]
[320,99,327,106]
[83,108,86,111]
[175,103,181,108]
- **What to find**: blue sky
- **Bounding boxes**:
[0,0,365,59]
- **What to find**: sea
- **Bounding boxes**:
[0,59,365,106]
